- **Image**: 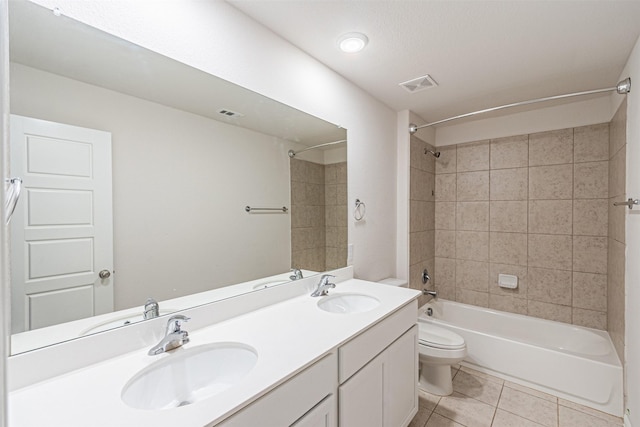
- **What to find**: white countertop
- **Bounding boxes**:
[9,278,419,426]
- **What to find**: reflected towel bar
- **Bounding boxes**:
[245,206,288,213]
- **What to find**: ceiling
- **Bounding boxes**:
[227,0,640,126]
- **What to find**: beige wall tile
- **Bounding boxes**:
[456,259,489,292]
[435,201,456,230]
[435,173,457,201]
[573,236,607,274]
[608,238,625,361]
[410,231,428,265]
[435,257,456,289]
[573,272,607,311]
[410,136,428,173]
[528,200,572,235]
[574,161,608,199]
[490,201,528,232]
[528,299,572,323]
[324,183,337,206]
[489,294,528,315]
[456,201,489,231]
[609,148,626,199]
[574,199,608,236]
[324,163,337,185]
[490,135,528,169]
[528,234,572,270]
[529,128,573,166]
[572,308,607,330]
[435,230,456,258]
[455,289,489,307]
[411,200,434,233]
[436,145,457,174]
[490,232,527,266]
[457,141,490,172]
[527,267,572,305]
[574,123,609,163]
[456,231,489,261]
[529,165,573,199]
[490,168,528,200]
[610,98,627,158]
[489,263,528,297]
[608,196,625,243]
[457,171,489,201]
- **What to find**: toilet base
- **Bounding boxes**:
[419,364,454,396]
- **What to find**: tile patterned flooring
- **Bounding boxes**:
[409,365,623,427]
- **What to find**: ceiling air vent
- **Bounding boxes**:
[399,74,438,93]
[217,109,245,118]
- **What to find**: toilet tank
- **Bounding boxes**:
[378,278,408,288]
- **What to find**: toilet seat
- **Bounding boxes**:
[418,324,465,350]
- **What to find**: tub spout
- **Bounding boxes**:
[423,290,437,299]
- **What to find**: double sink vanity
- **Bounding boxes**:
[8,267,421,426]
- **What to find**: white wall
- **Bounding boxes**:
[11,63,294,310]
[431,96,613,146]
[0,0,9,424]
[621,34,640,427]
[27,0,399,282]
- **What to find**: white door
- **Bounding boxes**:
[10,114,113,333]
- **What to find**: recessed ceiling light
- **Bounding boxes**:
[338,32,368,53]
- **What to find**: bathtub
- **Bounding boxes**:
[418,299,623,417]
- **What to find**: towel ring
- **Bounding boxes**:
[354,199,366,221]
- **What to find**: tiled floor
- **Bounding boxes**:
[409,365,623,427]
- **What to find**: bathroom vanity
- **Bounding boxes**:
[8,268,420,426]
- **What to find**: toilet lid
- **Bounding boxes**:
[419,324,465,350]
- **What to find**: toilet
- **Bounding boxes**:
[378,278,467,396]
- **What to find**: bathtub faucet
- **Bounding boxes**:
[423,289,437,299]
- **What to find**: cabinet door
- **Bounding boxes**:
[292,394,337,427]
[384,325,418,427]
[338,351,384,427]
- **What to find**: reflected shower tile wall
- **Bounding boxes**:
[290,159,348,272]
[425,124,612,329]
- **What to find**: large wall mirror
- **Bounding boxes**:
[8,0,347,354]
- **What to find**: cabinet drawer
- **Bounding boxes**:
[338,300,417,383]
[216,352,337,426]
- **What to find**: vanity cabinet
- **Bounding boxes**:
[217,353,337,427]
[338,302,418,427]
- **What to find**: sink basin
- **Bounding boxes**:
[317,293,380,314]
[121,343,258,410]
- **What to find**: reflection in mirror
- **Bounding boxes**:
[8,0,347,354]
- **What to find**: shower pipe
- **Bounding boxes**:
[409,78,631,134]
[287,139,347,158]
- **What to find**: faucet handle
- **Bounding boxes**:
[319,274,335,285]
[166,314,190,334]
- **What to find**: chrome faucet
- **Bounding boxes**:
[423,290,437,299]
[143,297,159,320]
[148,314,190,356]
[290,268,304,281]
[311,274,336,297]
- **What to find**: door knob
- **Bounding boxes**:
[99,269,111,279]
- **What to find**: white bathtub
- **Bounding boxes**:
[419,299,623,416]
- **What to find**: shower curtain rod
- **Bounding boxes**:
[288,139,347,158]
[409,77,631,134]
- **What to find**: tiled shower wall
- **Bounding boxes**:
[409,136,437,306]
[423,124,612,329]
[290,158,347,272]
[608,99,626,361]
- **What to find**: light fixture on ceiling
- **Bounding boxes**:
[338,32,368,53]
